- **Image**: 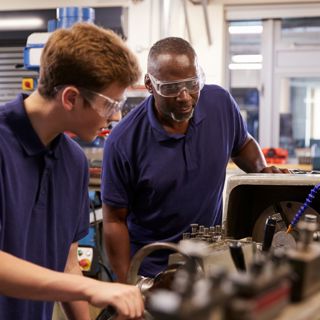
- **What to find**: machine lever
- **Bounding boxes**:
[229,241,246,272]
[262,216,276,252]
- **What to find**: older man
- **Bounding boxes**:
[102,37,288,282]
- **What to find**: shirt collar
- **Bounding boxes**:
[5,94,60,158]
[146,91,206,142]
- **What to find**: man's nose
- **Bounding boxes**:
[107,109,122,123]
[176,88,191,100]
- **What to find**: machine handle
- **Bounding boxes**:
[262,216,276,252]
[127,242,195,285]
[229,241,246,272]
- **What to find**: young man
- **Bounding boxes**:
[0,23,144,319]
[101,37,289,282]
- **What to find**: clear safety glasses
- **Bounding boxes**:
[80,88,126,119]
[54,86,126,119]
[148,69,205,98]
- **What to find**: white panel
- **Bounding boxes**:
[0,0,129,10]
[26,32,51,45]
[276,50,320,68]
[259,19,274,148]
[312,89,320,139]
[28,47,43,67]
[226,3,320,21]
[230,69,260,88]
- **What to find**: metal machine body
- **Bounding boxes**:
[224,174,320,240]
[116,174,320,320]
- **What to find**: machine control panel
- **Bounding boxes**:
[77,247,94,272]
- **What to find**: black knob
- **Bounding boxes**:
[229,241,246,272]
[262,216,277,252]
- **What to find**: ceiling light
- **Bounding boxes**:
[229,63,262,70]
[228,25,263,34]
[232,54,263,63]
[0,17,44,30]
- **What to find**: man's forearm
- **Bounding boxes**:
[61,252,91,320]
[232,137,267,173]
[0,250,95,301]
[104,221,131,283]
[0,250,145,318]
[232,136,290,174]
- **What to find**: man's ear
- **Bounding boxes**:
[144,74,153,94]
[61,87,81,111]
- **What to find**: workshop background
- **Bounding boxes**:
[1,1,320,320]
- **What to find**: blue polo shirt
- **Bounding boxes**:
[101,84,248,277]
[0,94,90,319]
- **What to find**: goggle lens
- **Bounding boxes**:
[99,99,125,118]
[160,79,201,97]
[149,71,205,98]
[80,88,126,118]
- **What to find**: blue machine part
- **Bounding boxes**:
[79,190,102,245]
[56,7,95,29]
[79,226,96,247]
[23,34,51,71]
[47,19,57,32]
[89,190,102,208]
[24,7,95,71]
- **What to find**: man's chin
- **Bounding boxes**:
[170,109,194,122]
[78,134,97,143]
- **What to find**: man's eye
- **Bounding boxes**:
[162,84,177,94]
[170,84,180,90]
[188,80,199,89]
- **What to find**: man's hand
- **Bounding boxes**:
[259,166,290,173]
[87,282,144,319]
[232,135,291,174]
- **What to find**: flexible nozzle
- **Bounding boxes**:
[287,183,320,233]
[286,224,293,234]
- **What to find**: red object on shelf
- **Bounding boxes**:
[98,129,110,137]
[65,130,110,138]
[262,147,288,164]
[89,167,102,179]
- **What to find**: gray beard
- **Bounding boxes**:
[168,108,194,122]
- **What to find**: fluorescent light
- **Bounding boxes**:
[232,54,263,63]
[229,25,263,34]
[0,17,44,30]
[229,63,262,70]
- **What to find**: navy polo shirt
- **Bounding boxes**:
[0,94,90,319]
[101,84,248,277]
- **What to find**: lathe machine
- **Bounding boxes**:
[98,173,320,320]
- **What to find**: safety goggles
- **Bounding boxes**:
[79,88,126,119]
[148,69,205,97]
[54,85,126,119]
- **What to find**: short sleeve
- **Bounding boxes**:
[101,138,133,208]
[73,158,90,242]
[228,92,249,155]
